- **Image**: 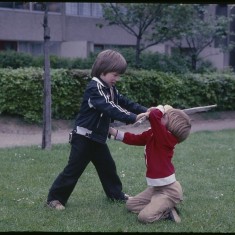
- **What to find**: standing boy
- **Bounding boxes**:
[109,105,191,223]
[46,49,149,210]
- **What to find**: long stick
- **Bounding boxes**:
[133,104,217,127]
[183,104,217,114]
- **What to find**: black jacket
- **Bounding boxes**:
[74,77,147,144]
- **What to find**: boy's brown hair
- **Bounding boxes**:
[165,109,191,143]
[91,49,127,78]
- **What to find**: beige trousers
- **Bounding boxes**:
[126,181,183,223]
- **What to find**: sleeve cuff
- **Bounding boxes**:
[115,130,125,141]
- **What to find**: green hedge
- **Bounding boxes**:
[0,68,90,123]
[0,68,234,123]
[117,69,235,111]
[0,50,217,73]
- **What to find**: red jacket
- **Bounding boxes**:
[116,109,178,186]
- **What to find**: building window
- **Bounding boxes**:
[0,41,17,51]
[18,41,60,56]
[78,3,91,16]
[0,2,29,10]
[15,2,29,10]
[94,44,105,53]
[0,2,14,9]
[31,43,43,56]
[91,3,103,17]
[65,2,103,17]
[48,2,61,12]
[94,44,134,53]
[33,2,44,11]
[78,3,103,17]
[65,2,78,15]
[33,2,61,12]
[0,2,60,12]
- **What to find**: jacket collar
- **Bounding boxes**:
[92,77,110,88]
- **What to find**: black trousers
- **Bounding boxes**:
[47,134,125,205]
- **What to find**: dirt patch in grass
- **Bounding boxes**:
[0,111,235,148]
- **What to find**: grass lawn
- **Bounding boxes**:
[0,130,234,232]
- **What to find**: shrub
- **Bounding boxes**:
[70,53,97,69]
[0,50,218,74]
[0,50,34,68]
[0,68,90,123]
[140,51,191,74]
[0,67,43,123]
[0,68,234,123]
[31,55,73,69]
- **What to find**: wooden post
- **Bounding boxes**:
[42,2,52,149]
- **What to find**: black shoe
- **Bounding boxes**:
[174,206,180,215]
[109,193,132,203]
[123,193,131,201]
[167,207,181,223]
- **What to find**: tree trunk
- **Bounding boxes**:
[42,3,52,149]
[135,36,141,68]
[191,54,197,71]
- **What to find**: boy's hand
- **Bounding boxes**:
[147,106,157,113]
[109,127,118,137]
[156,105,165,114]
[133,112,149,127]
[164,104,173,112]
[136,112,149,122]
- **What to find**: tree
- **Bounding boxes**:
[102,3,173,68]
[167,4,235,70]
[42,2,52,149]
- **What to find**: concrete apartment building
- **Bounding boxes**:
[0,2,234,70]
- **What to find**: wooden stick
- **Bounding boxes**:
[132,104,217,127]
[183,104,217,115]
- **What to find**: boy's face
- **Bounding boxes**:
[100,72,120,87]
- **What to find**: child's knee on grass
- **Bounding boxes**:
[137,209,162,224]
